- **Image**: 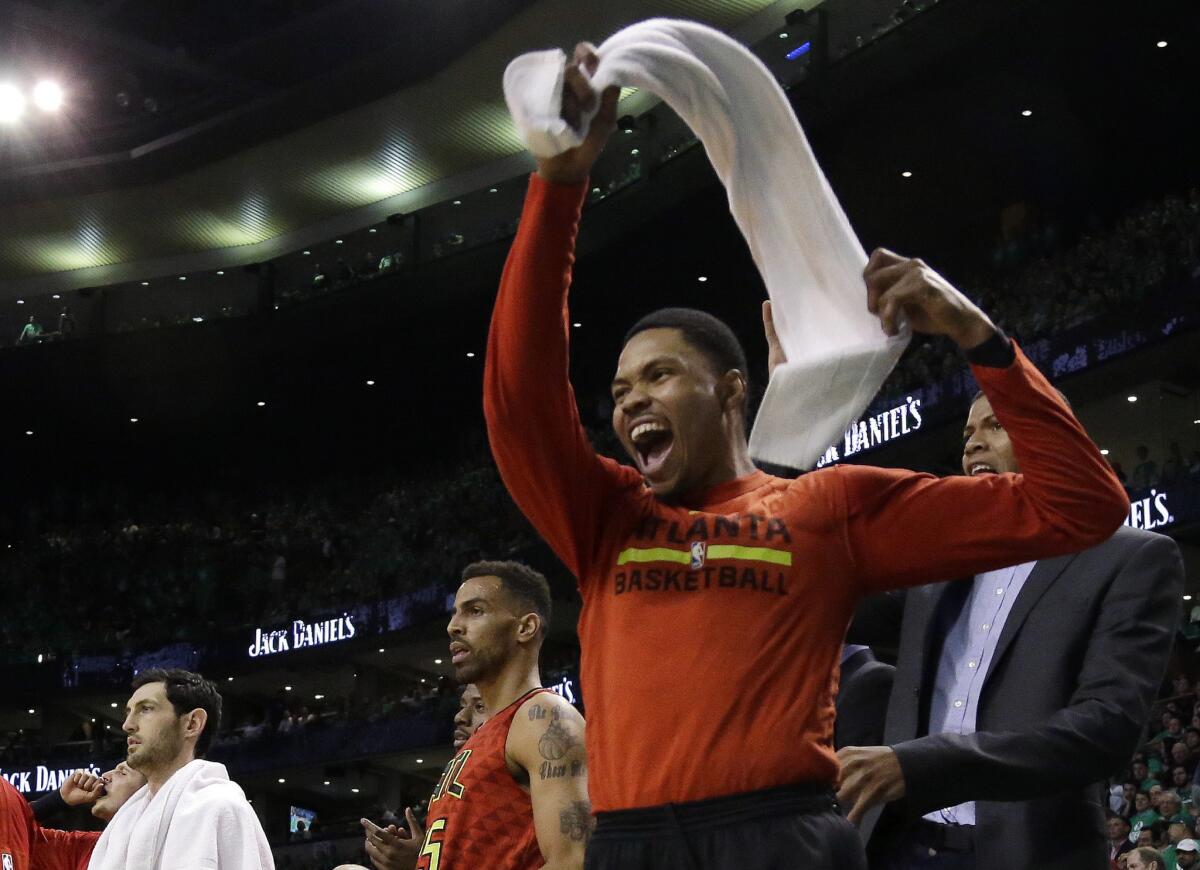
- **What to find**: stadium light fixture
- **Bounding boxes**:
[278,778,286,784]
[1127,395,1137,403]
[1157,40,1168,48]
[216,270,224,276]
[466,352,476,358]
[52,294,60,299]
[368,228,377,234]
[489,187,498,194]
[227,677,234,682]
[314,694,324,700]
[257,401,266,407]
[16,299,24,305]
[25,430,33,436]
[434,658,443,664]
[901,171,913,178]
[631,148,640,156]
[378,648,385,653]
[1100,449,1109,455]
[32,80,63,112]
[28,709,34,715]
[0,83,25,123]
[110,702,118,708]
[140,281,149,286]
[324,781,330,786]
[352,788,360,794]
[1021,109,1032,117]
[416,759,424,764]
[452,200,462,206]
[572,322,582,328]
[1185,595,1193,601]
[365,379,375,386]
[284,685,292,691]
[129,417,138,423]
[698,276,708,283]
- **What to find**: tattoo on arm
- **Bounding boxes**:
[538,709,575,761]
[559,800,593,843]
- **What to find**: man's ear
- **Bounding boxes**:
[183,708,208,744]
[516,612,542,645]
[718,370,748,415]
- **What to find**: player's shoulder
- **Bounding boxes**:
[513,689,583,731]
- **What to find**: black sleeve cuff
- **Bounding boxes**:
[30,789,69,823]
[964,330,1014,368]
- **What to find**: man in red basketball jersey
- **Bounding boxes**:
[416,560,589,870]
[483,45,1129,869]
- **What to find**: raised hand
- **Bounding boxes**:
[863,248,997,349]
[362,808,425,870]
[61,770,105,806]
[536,42,620,186]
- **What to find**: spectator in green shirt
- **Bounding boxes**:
[16,315,42,346]
[1134,791,1166,829]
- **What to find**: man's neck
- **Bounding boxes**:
[475,656,542,721]
[146,753,195,798]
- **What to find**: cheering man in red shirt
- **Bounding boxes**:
[483,45,1128,870]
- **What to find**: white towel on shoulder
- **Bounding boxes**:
[88,759,273,870]
[504,18,909,469]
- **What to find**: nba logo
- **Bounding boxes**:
[689,541,706,569]
[3,852,13,870]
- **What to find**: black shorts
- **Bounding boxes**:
[584,783,867,870]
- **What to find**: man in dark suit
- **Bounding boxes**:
[836,390,1184,870]
[836,645,896,751]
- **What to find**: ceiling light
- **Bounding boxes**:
[129,417,138,423]
[1157,40,1168,48]
[314,694,324,700]
[698,276,708,282]
[365,379,375,386]
[434,658,443,665]
[901,170,913,178]
[1185,595,1193,601]
[416,758,424,764]
[489,188,498,194]
[37,654,43,663]
[368,228,377,234]
[1127,395,1137,403]
[378,648,385,653]
[302,250,311,256]
[32,80,62,112]
[227,677,234,682]
[257,401,266,407]
[24,430,33,436]
[1100,449,1109,456]
[28,709,35,714]
[192,316,204,323]
[466,352,475,358]
[335,239,344,245]
[351,788,360,794]
[16,299,24,305]
[278,778,286,784]
[323,780,330,786]
[51,294,60,300]
[179,276,187,281]
[0,83,26,123]
[216,270,224,276]
[110,702,118,708]
[779,32,788,39]
[452,200,462,206]
[284,685,292,691]
[140,281,149,286]
[1020,109,1032,117]
[572,322,582,328]
[631,149,640,156]
[420,678,426,683]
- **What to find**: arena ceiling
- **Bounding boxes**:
[0,0,805,296]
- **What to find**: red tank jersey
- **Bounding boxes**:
[418,688,549,870]
[0,776,33,870]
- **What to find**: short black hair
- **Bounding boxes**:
[461,560,552,639]
[625,308,749,400]
[131,668,222,757]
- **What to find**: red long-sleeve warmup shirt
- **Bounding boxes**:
[484,173,1128,813]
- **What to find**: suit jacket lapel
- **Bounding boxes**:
[983,554,1077,686]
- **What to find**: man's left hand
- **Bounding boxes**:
[863,248,997,350]
[836,745,906,824]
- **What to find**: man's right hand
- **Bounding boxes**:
[362,809,424,870]
[536,42,619,186]
[61,770,104,806]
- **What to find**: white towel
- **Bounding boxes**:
[504,18,910,469]
[88,759,274,870]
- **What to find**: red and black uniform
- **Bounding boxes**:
[419,688,550,870]
[1,777,33,870]
[483,175,1128,867]
[28,791,99,870]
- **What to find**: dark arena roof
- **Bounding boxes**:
[1,0,1199,864]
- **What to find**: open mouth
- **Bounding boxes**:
[630,420,675,478]
[449,642,470,665]
[968,462,997,476]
